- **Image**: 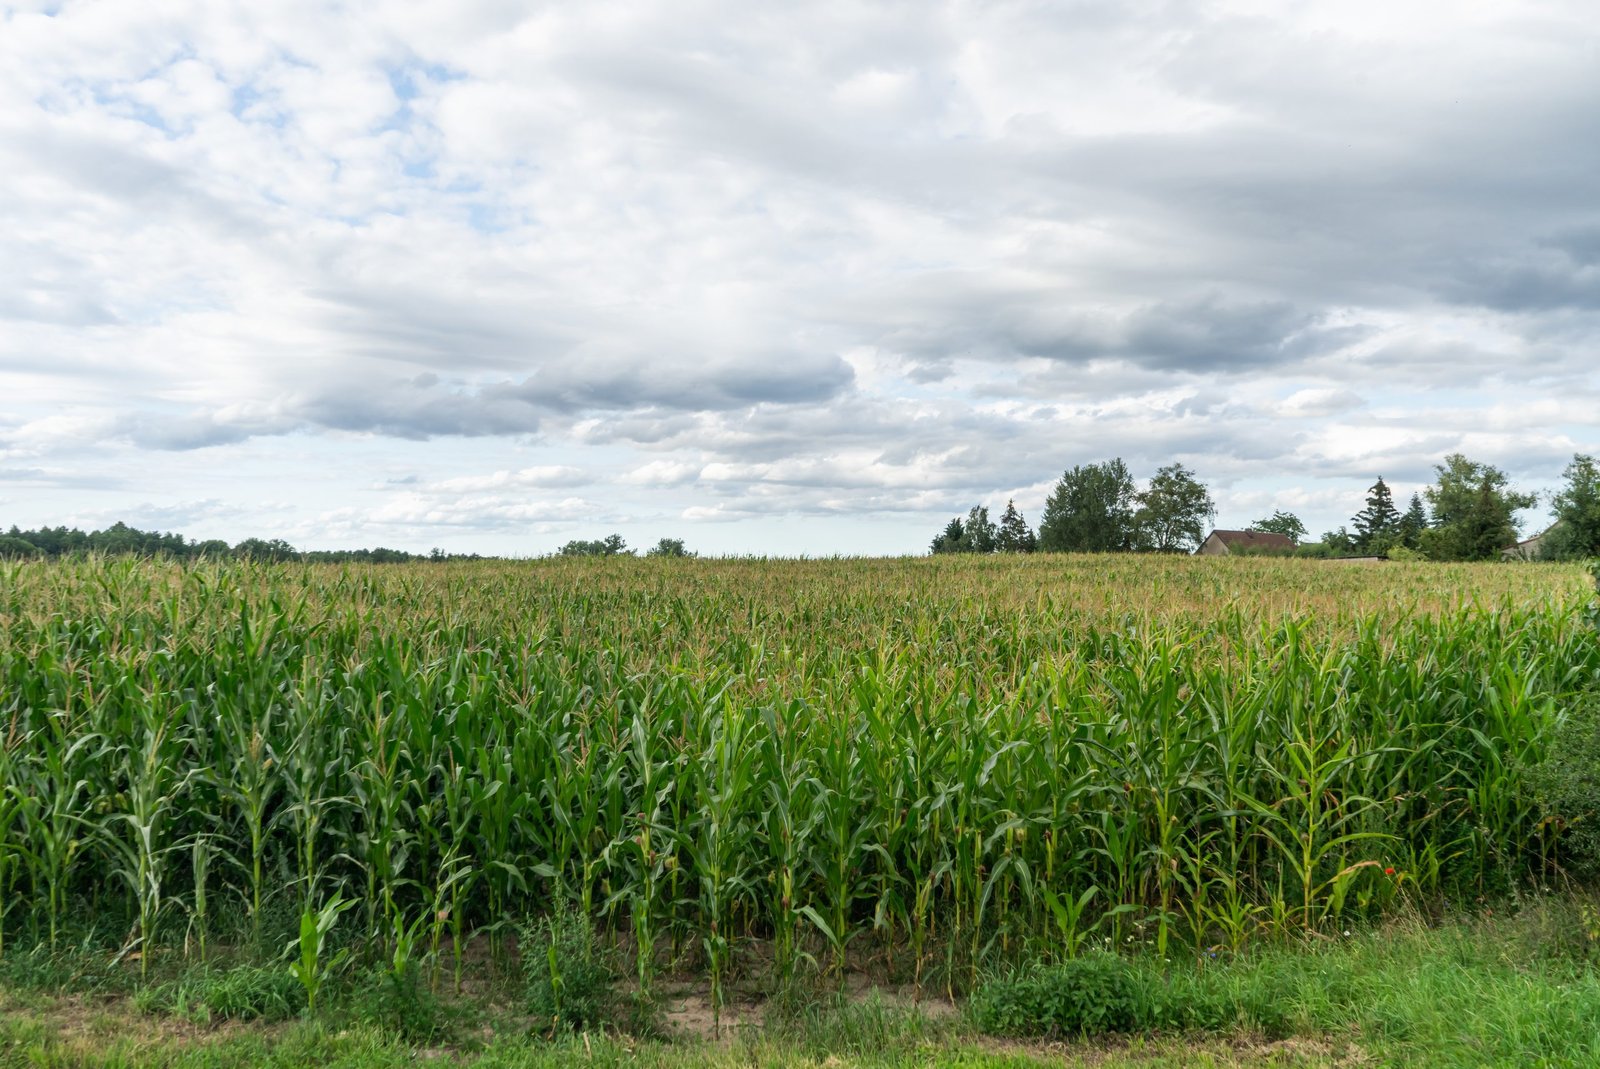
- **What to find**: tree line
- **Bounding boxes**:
[932,461,1216,555]
[0,522,699,563]
[0,522,479,563]
[930,452,1600,562]
[1310,453,1600,561]
[558,535,693,558]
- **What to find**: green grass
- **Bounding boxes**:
[968,898,1600,1067]
[3,900,1599,1067]
[0,1020,1325,1069]
[131,964,304,1023]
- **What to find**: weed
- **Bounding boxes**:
[135,963,302,1022]
[346,963,457,1045]
[1525,693,1600,880]
[969,952,1141,1037]
[521,911,617,1036]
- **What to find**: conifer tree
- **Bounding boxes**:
[1397,493,1428,550]
[996,499,1037,553]
[930,517,966,554]
[1351,477,1402,553]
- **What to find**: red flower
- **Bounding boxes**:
[1384,867,1396,876]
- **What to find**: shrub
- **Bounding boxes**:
[1526,694,1600,881]
[1137,966,1234,1033]
[349,964,455,1044]
[0,536,41,559]
[522,912,616,1035]
[969,952,1141,1037]
[1494,893,1600,966]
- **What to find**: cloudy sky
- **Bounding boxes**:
[2,0,1596,555]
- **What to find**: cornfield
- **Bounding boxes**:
[1,554,1595,998]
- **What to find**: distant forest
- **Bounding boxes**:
[0,522,472,563]
[0,524,691,562]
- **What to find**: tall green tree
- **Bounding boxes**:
[1250,510,1307,543]
[1133,464,1214,553]
[1038,459,1138,552]
[930,517,966,554]
[995,499,1037,553]
[1397,493,1429,551]
[232,537,299,562]
[930,507,1001,554]
[646,538,694,558]
[559,534,632,557]
[1351,477,1402,553]
[1319,527,1355,556]
[1541,454,1600,560]
[961,505,998,554]
[1419,454,1535,561]
[0,535,41,558]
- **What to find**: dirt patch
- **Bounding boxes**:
[656,974,959,1043]
[660,986,756,1041]
[977,1033,1367,1067]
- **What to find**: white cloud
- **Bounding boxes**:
[425,466,591,493]
[1,0,1595,553]
[1281,388,1365,418]
[620,460,703,487]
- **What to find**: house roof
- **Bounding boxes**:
[1204,529,1296,551]
[1509,520,1562,549]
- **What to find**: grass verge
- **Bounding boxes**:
[1,899,1597,1068]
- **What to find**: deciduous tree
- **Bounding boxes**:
[1250,510,1307,543]
[1541,454,1600,560]
[1133,464,1214,553]
[646,538,694,558]
[1420,454,1535,561]
[962,505,998,554]
[1038,459,1138,552]
[560,534,633,557]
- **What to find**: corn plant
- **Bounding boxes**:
[685,703,758,1032]
[0,553,1594,990]
[217,709,279,947]
[101,698,192,980]
[286,894,354,1015]
[1246,724,1395,932]
[1041,885,1098,959]
[611,707,675,1000]
[188,834,212,964]
[755,701,820,987]
[0,729,28,959]
[18,723,99,949]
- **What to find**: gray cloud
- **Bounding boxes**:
[518,351,855,412]
[293,379,543,440]
[0,466,125,490]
